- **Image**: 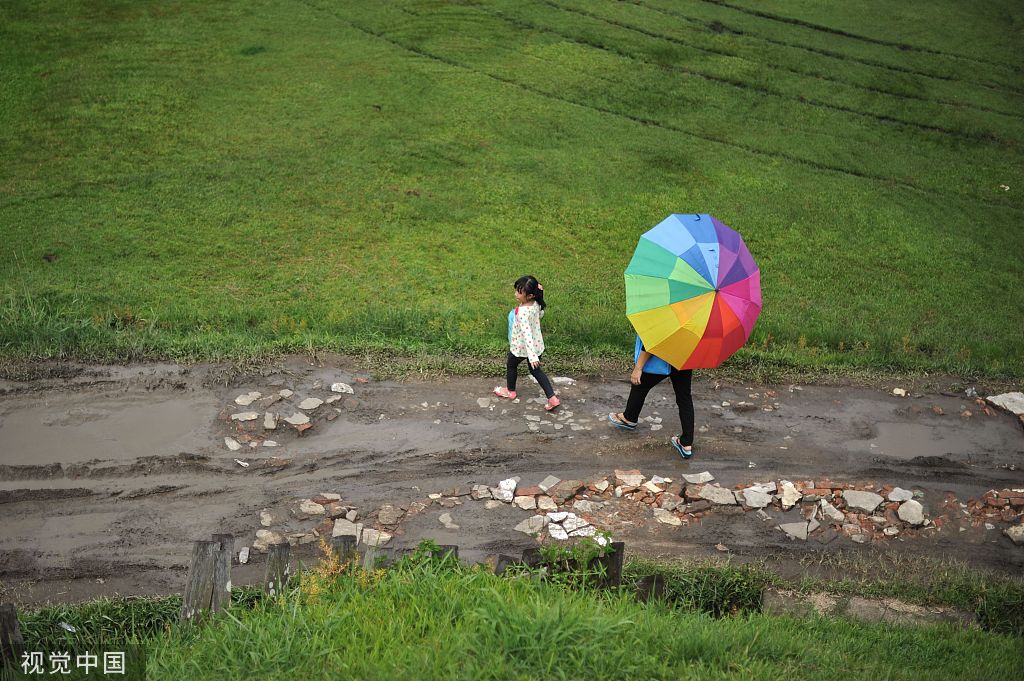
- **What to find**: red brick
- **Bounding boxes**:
[1008,497,1024,508]
[517,486,543,497]
[804,488,831,497]
[986,497,1008,508]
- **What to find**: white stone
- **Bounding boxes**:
[331,519,363,541]
[653,508,682,526]
[986,392,1024,415]
[231,411,259,421]
[514,496,537,510]
[883,527,900,536]
[650,476,670,485]
[537,496,557,511]
[546,511,569,523]
[538,475,561,492]
[298,397,323,410]
[278,389,294,398]
[741,489,772,509]
[263,412,277,430]
[569,525,597,538]
[643,481,664,494]
[253,529,285,552]
[561,514,589,533]
[593,480,610,493]
[238,547,250,564]
[514,515,549,536]
[498,478,518,494]
[616,471,645,487]
[439,512,459,529]
[699,485,738,505]
[259,509,275,527]
[361,529,392,547]
[780,482,802,510]
[749,481,777,494]
[224,437,242,451]
[888,487,914,502]
[682,472,714,484]
[284,412,310,426]
[843,490,884,513]
[1004,524,1024,545]
[892,388,907,397]
[345,510,358,522]
[820,500,845,524]
[552,376,576,385]
[471,484,492,500]
[525,415,541,422]
[548,524,569,540]
[319,493,341,501]
[477,397,491,408]
[484,500,503,510]
[897,500,925,526]
[491,488,513,503]
[330,383,354,394]
[235,391,262,406]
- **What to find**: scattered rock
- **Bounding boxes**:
[682,472,714,484]
[439,512,459,529]
[330,383,354,394]
[843,490,884,514]
[477,397,491,408]
[888,487,914,502]
[253,529,285,552]
[345,510,359,522]
[238,547,250,564]
[546,511,569,523]
[572,499,604,514]
[224,437,242,451]
[234,458,250,467]
[820,500,845,524]
[561,514,589,533]
[699,485,738,505]
[331,519,363,541]
[740,488,772,509]
[284,413,310,426]
[378,505,404,525]
[897,500,925,526]
[231,411,259,421]
[986,392,1024,415]
[779,482,802,510]
[552,377,576,385]
[514,515,548,536]
[653,508,682,526]
[471,485,492,500]
[297,499,326,516]
[235,391,262,406]
[298,397,323,410]
[642,481,664,494]
[362,529,392,547]
[548,524,569,540]
[1004,524,1024,545]
[892,388,907,397]
[484,500,503,510]
[537,495,557,511]
[615,469,645,487]
[263,412,277,430]
[883,527,900,536]
[569,525,597,538]
[538,475,561,492]
[278,389,294,398]
[780,521,810,540]
[514,496,537,510]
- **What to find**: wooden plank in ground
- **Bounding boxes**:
[330,535,358,563]
[180,540,219,623]
[635,574,666,603]
[211,533,234,612]
[264,543,291,597]
[596,542,625,587]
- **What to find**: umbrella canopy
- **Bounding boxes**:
[625,214,761,369]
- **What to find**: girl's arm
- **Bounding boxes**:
[631,350,651,385]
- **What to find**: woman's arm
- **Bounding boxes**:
[631,350,651,385]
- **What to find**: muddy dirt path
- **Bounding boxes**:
[1,357,1021,606]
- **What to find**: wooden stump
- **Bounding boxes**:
[595,542,625,588]
[493,555,522,576]
[330,535,358,563]
[1,604,24,663]
[180,540,219,623]
[264,542,290,597]
[636,574,666,603]
[211,533,234,612]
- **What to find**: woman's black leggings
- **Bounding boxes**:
[506,352,555,398]
[623,369,694,446]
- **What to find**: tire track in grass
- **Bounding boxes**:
[534,0,1011,145]
[698,0,1024,76]
[300,0,1022,213]
[622,0,1024,121]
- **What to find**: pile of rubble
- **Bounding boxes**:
[222,382,359,451]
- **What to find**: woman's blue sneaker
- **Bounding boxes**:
[607,413,637,431]
[671,436,693,459]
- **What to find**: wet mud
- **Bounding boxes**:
[0,356,1021,606]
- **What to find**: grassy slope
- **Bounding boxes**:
[1,0,1022,375]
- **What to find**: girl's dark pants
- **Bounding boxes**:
[624,369,694,446]
[506,352,555,398]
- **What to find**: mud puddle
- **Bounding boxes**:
[1,355,1021,607]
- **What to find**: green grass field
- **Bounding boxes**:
[2,0,1022,376]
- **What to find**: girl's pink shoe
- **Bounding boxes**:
[544,396,561,411]
[494,386,516,399]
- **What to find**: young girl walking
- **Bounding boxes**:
[494,275,560,411]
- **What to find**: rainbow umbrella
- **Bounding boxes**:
[625,214,761,369]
